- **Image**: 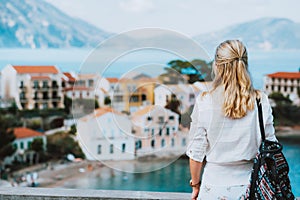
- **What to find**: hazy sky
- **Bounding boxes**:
[46,0,300,36]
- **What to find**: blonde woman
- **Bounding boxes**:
[186,40,277,199]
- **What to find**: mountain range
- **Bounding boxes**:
[1,0,300,51]
[0,0,111,48]
[193,18,300,54]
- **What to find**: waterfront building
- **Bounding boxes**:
[154,84,200,114]
[107,75,157,113]
[131,105,187,158]
[263,72,300,105]
[4,127,47,165]
[77,107,135,161]
[1,65,64,110]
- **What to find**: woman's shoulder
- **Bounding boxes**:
[195,86,223,106]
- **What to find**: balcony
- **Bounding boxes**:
[20,98,28,103]
[52,97,61,101]
[0,187,190,200]
[19,86,27,91]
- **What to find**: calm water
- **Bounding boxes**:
[64,139,300,196]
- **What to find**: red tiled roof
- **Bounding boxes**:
[31,76,51,80]
[13,66,59,74]
[80,107,122,122]
[63,72,76,82]
[267,72,300,79]
[14,127,44,139]
[106,77,119,83]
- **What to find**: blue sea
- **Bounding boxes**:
[0,48,300,89]
[59,140,300,196]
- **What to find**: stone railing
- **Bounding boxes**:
[0,187,190,200]
[1,187,298,200]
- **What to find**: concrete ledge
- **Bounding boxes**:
[0,187,190,200]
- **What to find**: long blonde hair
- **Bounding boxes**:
[212,40,259,119]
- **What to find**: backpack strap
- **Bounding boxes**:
[256,98,266,141]
[250,99,266,199]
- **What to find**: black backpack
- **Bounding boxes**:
[244,99,295,200]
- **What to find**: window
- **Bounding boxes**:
[20,92,26,99]
[151,139,155,148]
[97,145,102,154]
[43,92,48,99]
[52,91,58,98]
[20,142,24,149]
[122,143,126,153]
[28,141,32,149]
[110,144,114,154]
[129,95,139,102]
[171,138,175,147]
[52,102,57,108]
[182,138,186,146]
[189,94,195,102]
[52,80,58,87]
[34,92,38,99]
[42,81,48,88]
[151,128,155,136]
[144,128,149,133]
[147,116,152,121]
[114,96,123,102]
[20,81,24,88]
[161,139,165,147]
[158,116,164,123]
[43,103,48,109]
[159,128,162,136]
[166,127,170,136]
[291,87,294,92]
[33,81,39,88]
[169,116,174,120]
[136,140,142,149]
[284,86,287,92]
[141,94,147,101]
[34,103,39,109]
[88,79,94,87]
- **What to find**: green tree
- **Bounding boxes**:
[0,115,18,178]
[69,124,77,135]
[30,138,44,164]
[63,95,72,114]
[160,59,212,84]
[47,132,85,159]
[0,130,16,164]
[269,92,292,105]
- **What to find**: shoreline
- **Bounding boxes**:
[9,156,186,189]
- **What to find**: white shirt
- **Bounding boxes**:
[186,86,277,186]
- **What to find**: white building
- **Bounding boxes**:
[154,84,200,113]
[77,107,135,161]
[64,73,109,107]
[1,65,64,110]
[4,127,47,165]
[264,72,300,105]
[131,105,187,158]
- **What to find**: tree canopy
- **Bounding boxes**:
[159,59,212,84]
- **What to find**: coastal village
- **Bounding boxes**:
[0,64,300,187]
